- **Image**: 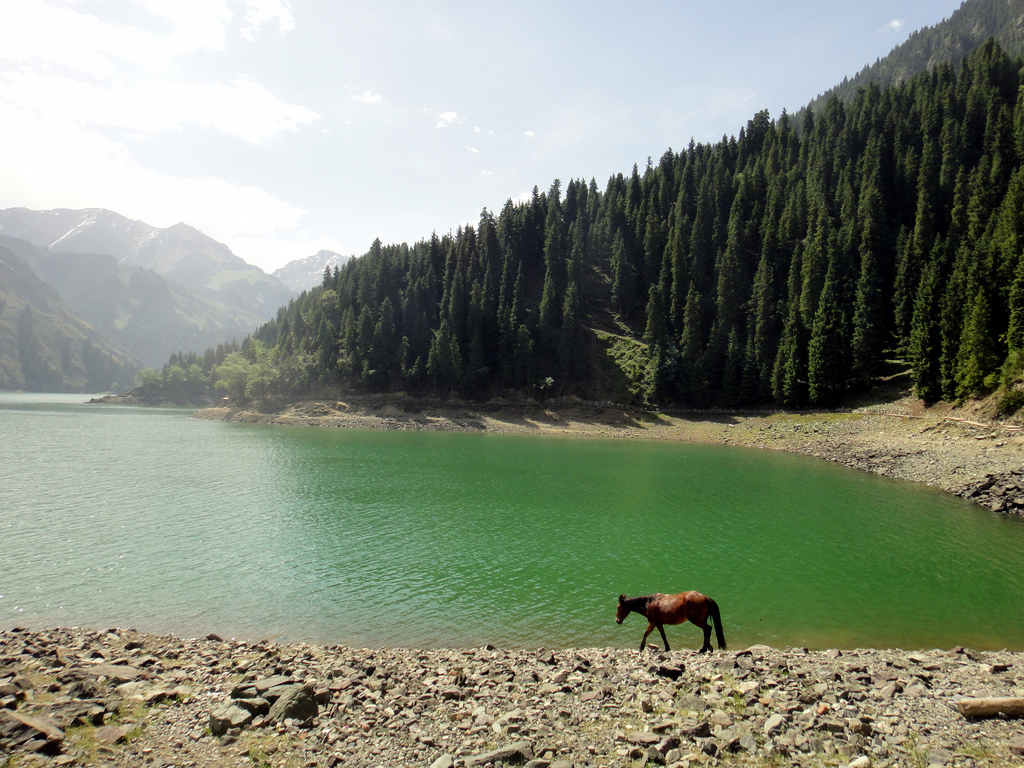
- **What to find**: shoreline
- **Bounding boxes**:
[3,627,1023,767]
[192,394,1024,515]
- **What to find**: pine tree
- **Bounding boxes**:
[908,258,943,402]
[955,289,998,398]
[610,232,636,318]
[807,259,852,405]
[560,282,587,382]
[851,176,889,380]
[427,319,462,393]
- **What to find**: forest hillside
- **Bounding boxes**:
[143,40,1024,416]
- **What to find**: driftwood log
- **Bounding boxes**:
[957,697,1024,718]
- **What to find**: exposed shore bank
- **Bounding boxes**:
[3,627,1023,768]
[192,395,1024,515]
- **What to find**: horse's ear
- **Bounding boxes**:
[618,594,626,603]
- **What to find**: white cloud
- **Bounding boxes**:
[0,0,316,146]
[436,111,461,129]
[524,130,535,138]
[238,0,295,40]
[880,19,905,34]
[1,71,317,144]
[0,2,183,76]
[0,1,322,272]
[481,170,494,177]
[466,146,479,154]
[0,97,308,271]
[354,90,383,104]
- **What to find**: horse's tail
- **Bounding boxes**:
[708,597,727,650]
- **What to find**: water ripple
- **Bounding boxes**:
[3,394,1024,649]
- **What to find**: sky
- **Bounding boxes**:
[0,0,968,273]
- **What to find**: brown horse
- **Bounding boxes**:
[616,591,726,653]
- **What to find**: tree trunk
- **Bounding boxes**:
[957,697,1024,718]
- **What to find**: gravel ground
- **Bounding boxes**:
[3,627,1024,768]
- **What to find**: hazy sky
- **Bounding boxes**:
[0,0,966,272]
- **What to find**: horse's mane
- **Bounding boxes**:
[623,594,656,612]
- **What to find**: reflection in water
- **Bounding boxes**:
[2,392,1024,649]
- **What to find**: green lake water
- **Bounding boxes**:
[2,392,1023,650]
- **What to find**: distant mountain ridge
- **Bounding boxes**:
[272,249,352,292]
[0,207,295,321]
[0,245,139,391]
[802,0,1024,115]
[0,235,267,369]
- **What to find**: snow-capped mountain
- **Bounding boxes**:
[0,207,294,321]
[272,249,352,292]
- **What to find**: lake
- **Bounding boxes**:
[2,392,1023,650]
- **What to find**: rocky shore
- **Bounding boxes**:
[192,394,1024,515]
[3,627,1023,768]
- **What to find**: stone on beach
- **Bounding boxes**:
[2,627,1024,766]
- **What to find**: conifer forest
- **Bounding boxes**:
[163,41,1024,412]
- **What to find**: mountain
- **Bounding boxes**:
[0,235,267,369]
[0,245,139,392]
[272,249,352,292]
[0,208,295,321]
[802,0,1024,115]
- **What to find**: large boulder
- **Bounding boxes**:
[267,684,318,724]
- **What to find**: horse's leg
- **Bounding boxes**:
[640,622,655,651]
[697,620,712,653]
[657,624,671,653]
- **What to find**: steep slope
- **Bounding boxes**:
[272,249,351,292]
[0,208,295,321]
[212,41,1024,413]
[0,246,139,391]
[802,0,1024,115]
[0,236,264,368]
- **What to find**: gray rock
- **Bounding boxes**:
[94,725,132,744]
[254,675,295,693]
[232,696,269,715]
[737,732,757,752]
[78,664,145,683]
[1,710,64,744]
[465,741,534,766]
[267,684,318,724]
[263,683,302,702]
[625,730,660,745]
[764,712,787,735]
[429,755,454,768]
[209,704,253,736]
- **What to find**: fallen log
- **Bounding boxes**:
[957,697,1024,718]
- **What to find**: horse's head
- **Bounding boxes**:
[615,594,629,624]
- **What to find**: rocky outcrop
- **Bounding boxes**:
[953,469,1024,516]
[2,628,1023,767]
